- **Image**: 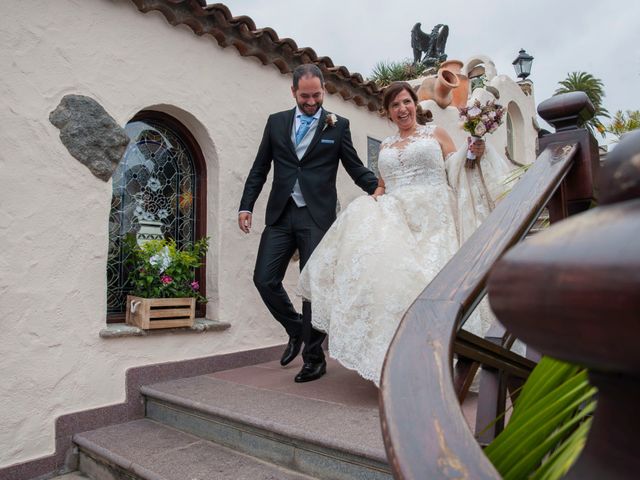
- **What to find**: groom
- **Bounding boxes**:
[238,64,382,382]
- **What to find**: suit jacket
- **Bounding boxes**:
[239,108,378,231]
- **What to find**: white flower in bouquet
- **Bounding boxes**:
[474,122,487,137]
[468,105,482,117]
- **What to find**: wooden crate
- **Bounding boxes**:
[125,295,195,329]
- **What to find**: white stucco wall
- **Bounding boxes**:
[0,0,394,467]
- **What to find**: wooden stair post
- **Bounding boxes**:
[489,129,640,479]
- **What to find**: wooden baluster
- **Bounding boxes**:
[488,129,640,479]
[474,324,508,445]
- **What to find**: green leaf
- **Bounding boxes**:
[532,418,592,480]
[485,357,597,480]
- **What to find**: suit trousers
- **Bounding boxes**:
[253,199,327,363]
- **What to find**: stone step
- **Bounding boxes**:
[50,473,89,479]
[74,418,315,480]
[140,358,392,480]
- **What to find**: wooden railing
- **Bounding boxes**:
[379,92,600,479]
[489,129,640,479]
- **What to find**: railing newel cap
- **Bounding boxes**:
[537,92,595,132]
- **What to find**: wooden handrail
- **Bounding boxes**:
[379,92,599,479]
[489,130,640,479]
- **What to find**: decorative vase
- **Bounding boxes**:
[136,220,164,246]
[440,59,469,108]
[417,68,460,109]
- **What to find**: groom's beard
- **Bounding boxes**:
[297,100,322,116]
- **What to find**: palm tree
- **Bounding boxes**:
[608,109,640,138]
[554,71,609,138]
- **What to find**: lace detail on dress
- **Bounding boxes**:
[379,125,448,190]
[298,124,459,386]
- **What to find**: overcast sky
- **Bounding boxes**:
[222,1,639,140]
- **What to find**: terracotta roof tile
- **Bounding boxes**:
[130,0,384,111]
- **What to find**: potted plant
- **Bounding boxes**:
[123,235,208,329]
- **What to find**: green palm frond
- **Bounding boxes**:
[554,71,609,138]
[369,59,427,87]
[607,109,640,138]
[485,357,597,480]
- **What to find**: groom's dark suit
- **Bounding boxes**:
[239,107,378,365]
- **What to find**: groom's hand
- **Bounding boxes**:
[238,212,252,234]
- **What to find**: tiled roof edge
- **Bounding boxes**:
[130,0,384,112]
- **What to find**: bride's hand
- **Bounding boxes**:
[371,186,385,201]
[468,137,486,160]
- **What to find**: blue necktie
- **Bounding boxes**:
[295,115,315,145]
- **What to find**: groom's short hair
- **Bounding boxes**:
[292,64,324,90]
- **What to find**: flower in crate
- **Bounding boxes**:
[149,246,171,272]
[124,235,209,302]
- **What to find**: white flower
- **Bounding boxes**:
[134,205,155,221]
[474,122,487,136]
[149,246,171,273]
[323,113,338,130]
[147,177,161,192]
[157,208,169,220]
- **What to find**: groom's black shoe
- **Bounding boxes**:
[294,360,327,383]
[280,335,303,366]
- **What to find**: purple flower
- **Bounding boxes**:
[190,280,200,291]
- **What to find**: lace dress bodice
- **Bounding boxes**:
[379,125,448,191]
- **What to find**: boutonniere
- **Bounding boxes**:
[323,113,338,131]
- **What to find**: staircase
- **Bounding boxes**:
[70,357,478,480]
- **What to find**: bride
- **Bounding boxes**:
[298,81,515,386]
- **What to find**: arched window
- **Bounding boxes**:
[506,101,525,164]
[506,113,514,161]
[107,112,207,322]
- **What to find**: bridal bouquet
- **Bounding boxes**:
[459,100,505,168]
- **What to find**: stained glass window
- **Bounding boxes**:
[367,136,382,177]
[107,118,198,316]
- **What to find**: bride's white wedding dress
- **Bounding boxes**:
[298,124,515,386]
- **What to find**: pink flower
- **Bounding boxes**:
[190,280,200,291]
[468,106,482,117]
[161,275,173,284]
